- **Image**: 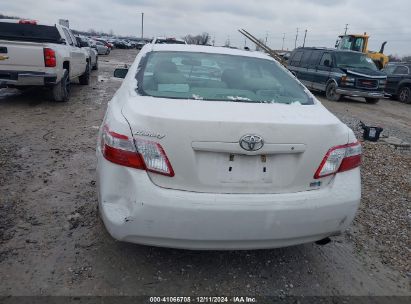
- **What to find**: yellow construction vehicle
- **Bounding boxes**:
[335,33,388,69]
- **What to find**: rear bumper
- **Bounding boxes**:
[336,88,384,99]
[97,155,361,250]
[0,70,57,86]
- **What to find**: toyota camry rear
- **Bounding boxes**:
[96,44,361,250]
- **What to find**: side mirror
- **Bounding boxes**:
[323,59,331,67]
[114,68,128,78]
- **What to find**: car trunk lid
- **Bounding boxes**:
[122,97,349,194]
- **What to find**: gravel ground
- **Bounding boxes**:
[317,96,411,278]
[0,49,410,297]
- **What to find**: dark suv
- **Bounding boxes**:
[382,63,411,103]
[287,47,387,103]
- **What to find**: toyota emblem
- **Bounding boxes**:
[239,135,264,151]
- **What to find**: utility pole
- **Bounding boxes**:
[303,29,307,47]
[141,12,144,40]
[344,24,349,35]
[281,33,285,50]
[294,28,299,49]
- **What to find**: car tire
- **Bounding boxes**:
[79,62,90,85]
[398,86,411,103]
[51,69,70,102]
[325,82,341,101]
[365,98,379,104]
[92,57,98,71]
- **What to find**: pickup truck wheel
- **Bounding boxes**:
[51,69,70,102]
[365,98,379,104]
[398,86,411,103]
[325,82,341,101]
[79,62,90,85]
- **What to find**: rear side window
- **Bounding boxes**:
[308,50,322,66]
[300,50,313,67]
[0,22,61,43]
[319,53,333,67]
[137,51,313,105]
[290,51,303,66]
[393,66,409,75]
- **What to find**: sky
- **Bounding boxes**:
[2,0,410,56]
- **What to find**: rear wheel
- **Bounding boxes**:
[398,86,411,103]
[92,57,98,70]
[325,82,341,101]
[365,98,379,104]
[51,69,70,102]
[79,62,90,85]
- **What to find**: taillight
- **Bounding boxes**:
[101,125,174,177]
[43,48,56,67]
[19,19,37,25]
[314,142,361,179]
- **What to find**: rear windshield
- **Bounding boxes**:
[155,39,186,45]
[137,51,313,105]
[335,52,377,70]
[0,22,62,43]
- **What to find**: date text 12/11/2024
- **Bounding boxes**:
[149,296,257,303]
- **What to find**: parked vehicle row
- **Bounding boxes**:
[0,19,92,102]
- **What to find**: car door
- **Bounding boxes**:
[287,50,303,78]
[306,50,322,90]
[62,28,82,77]
[385,65,409,95]
[68,29,87,75]
[312,52,332,91]
[297,50,313,88]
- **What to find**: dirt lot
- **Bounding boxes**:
[0,49,410,297]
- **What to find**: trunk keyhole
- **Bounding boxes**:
[263,167,266,173]
[229,166,232,172]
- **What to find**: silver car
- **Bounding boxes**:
[75,36,98,70]
[90,39,109,55]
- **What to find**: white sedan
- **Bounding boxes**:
[96,44,361,250]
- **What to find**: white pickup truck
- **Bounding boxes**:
[0,19,91,102]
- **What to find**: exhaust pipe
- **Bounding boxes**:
[315,237,331,246]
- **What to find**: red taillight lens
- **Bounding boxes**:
[101,125,174,177]
[314,142,361,179]
[19,19,37,25]
[43,48,56,67]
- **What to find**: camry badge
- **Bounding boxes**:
[239,134,264,151]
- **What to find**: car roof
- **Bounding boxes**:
[293,47,363,55]
[149,44,273,60]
